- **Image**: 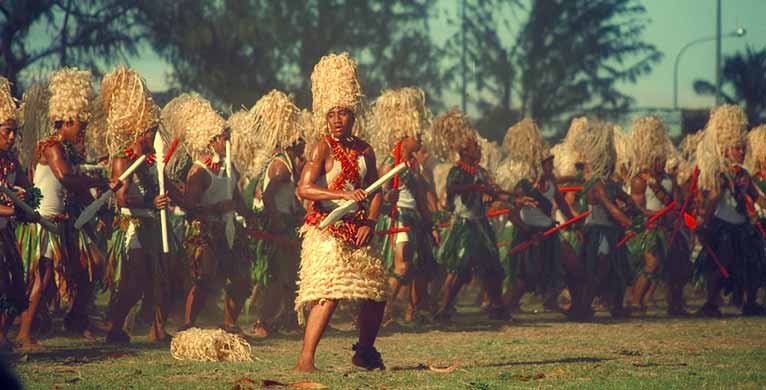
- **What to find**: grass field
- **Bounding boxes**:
[9,294,766,390]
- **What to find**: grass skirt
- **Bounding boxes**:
[694,217,765,294]
[505,225,563,295]
[437,217,503,279]
[374,207,437,278]
[104,215,170,301]
[0,226,26,316]
[581,224,633,294]
[295,226,387,325]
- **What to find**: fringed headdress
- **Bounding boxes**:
[102,66,159,158]
[495,157,534,191]
[695,104,748,191]
[18,83,49,168]
[745,125,766,173]
[310,53,365,137]
[161,94,225,160]
[430,107,475,162]
[573,118,616,180]
[48,67,93,122]
[369,87,432,157]
[501,118,550,178]
[0,77,17,125]
[228,109,270,181]
[550,143,584,178]
[250,90,301,152]
[477,136,504,176]
[628,116,672,178]
[563,116,589,147]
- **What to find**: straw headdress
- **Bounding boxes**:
[745,124,766,173]
[495,157,534,191]
[250,89,302,152]
[550,143,584,178]
[310,53,364,137]
[161,94,225,160]
[18,83,49,168]
[430,107,475,161]
[563,116,589,147]
[0,77,17,125]
[477,135,504,176]
[48,67,93,122]
[501,118,550,178]
[369,87,432,157]
[695,104,748,191]
[628,116,672,178]
[573,118,616,180]
[228,109,270,181]
[103,66,160,157]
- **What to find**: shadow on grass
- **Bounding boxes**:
[389,356,610,372]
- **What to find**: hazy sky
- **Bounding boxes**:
[84,0,766,110]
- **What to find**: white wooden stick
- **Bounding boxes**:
[74,155,147,229]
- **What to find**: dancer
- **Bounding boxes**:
[101,66,180,343]
[294,53,387,372]
[569,119,635,320]
[626,116,690,316]
[162,94,256,332]
[430,109,521,322]
[500,119,578,313]
[0,77,36,351]
[245,91,306,337]
[16,68,111,348]
[694,105,765,317]
[372,87,439,325]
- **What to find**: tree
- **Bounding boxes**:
[0,0,144,94]
[693,46,766,125]
[516,0,662,133]
[442,0,522,142]
[137,0,445,111]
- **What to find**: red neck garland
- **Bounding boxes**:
[456,160,478,176]
[304,135,367,247]
[202,157,222,173]
[325,135,362,190]
[124,148,156,165]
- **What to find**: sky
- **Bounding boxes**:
[28,0,766,111]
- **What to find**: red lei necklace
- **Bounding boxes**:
[202,157,222,173]
[304,135,367,246]
[123,148,156,165]
[456,160,478,176]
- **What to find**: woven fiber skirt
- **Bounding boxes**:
[295,226,387,324]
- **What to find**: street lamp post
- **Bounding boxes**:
[672,27,746,110]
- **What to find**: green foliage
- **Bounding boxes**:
[136,0,446,111]
[517,0,662,134]
[0,0,144,94]
[694,45,766,125]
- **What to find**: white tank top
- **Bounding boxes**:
[714,188,746,224]
[194,161,234,209]
[34,163,66,217]
[645,175,673,212]
[396,174,417,210]
[262,155,300,215]
[520,179,556,227]
[316,154,367,210]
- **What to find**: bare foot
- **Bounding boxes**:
[16,338,47,352]
[82,329,98,342]
[247,322,269,339]
[293,361,320,373]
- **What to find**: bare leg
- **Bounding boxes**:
[630,251,659,310]
[384,242,411,324]
[17,259,53,349]
[295,299,338,373]
[356,300,385,348]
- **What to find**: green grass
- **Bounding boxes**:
[11,295,766,390]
